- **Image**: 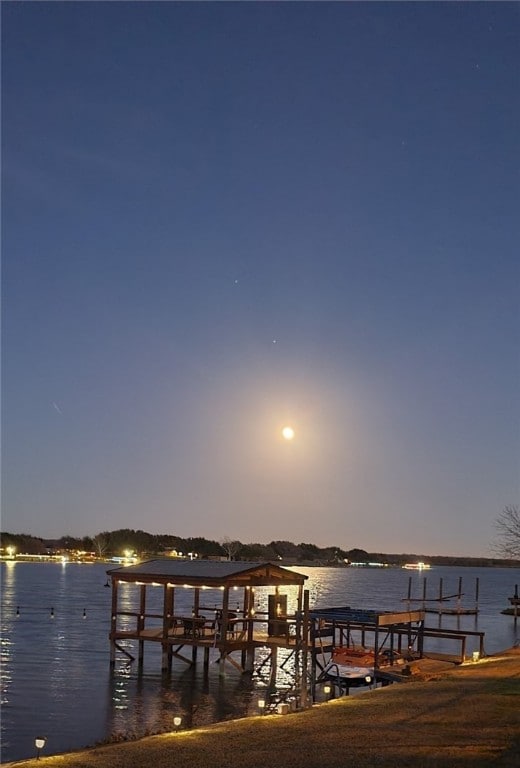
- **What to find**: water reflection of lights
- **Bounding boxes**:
[1,637,13,705]
[4,562,514,763]
[112,675,130,711]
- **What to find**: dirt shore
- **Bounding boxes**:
[5,648,519,768]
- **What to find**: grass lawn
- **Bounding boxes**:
[6,649,519,768]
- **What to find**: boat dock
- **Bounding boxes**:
[308,605,485,697]
[402,574,480,615]
[106,560,487,706]
[501,584,520,616]
[106,559,312,702]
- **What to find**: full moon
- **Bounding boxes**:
[282,426,295,440]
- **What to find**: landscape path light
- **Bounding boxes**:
[35,737,46,760]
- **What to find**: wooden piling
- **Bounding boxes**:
[456,576,462,611]
[138,584,146,667]
[161,584,171,672]
[301,589,309,708]
[109,578,118,667]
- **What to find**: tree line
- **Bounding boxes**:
[2,505,520,567]
[0,529,351,563]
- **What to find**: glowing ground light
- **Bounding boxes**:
[282,426,295,440]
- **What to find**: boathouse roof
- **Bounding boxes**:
[310,606,425,626]
[106,559,308,587]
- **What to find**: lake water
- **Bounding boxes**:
[1,561,518,762]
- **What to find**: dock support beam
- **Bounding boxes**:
[109,578,118,667]
[138,584,146,668]
[244,586,255,673]
[301,590,309,708]
[161,584,173,672]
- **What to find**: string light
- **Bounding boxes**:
[7,605,107,618]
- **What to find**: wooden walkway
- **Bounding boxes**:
[114,625,299,649]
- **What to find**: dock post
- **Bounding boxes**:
[109,578,118,667]
[218,650,227,676]
[244,588,256,672]
[301,590,309,708]
[161,651,169,672]
[475,577,480,612]
[269,646,278,688]
[245,642,255,673]
[161,584,172,672]
[138,584,146,668]
[416,618,424,659]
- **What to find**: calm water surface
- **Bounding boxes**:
[1,562,518,762]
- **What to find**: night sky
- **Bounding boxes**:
[3,2,519,556]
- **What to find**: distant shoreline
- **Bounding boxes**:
[2,556,520,570]
[3,529,518,570]
[1,555,519,569]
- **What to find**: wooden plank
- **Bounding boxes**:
[377,610,424,626]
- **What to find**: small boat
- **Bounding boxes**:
[402,562,431,570]
[319,647,375,689]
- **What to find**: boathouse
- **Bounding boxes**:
[106,560,486,706]
[106,559,309,683]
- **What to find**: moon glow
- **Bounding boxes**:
[282,426,295,440]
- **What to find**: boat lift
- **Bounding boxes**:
[309,606,425,698]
